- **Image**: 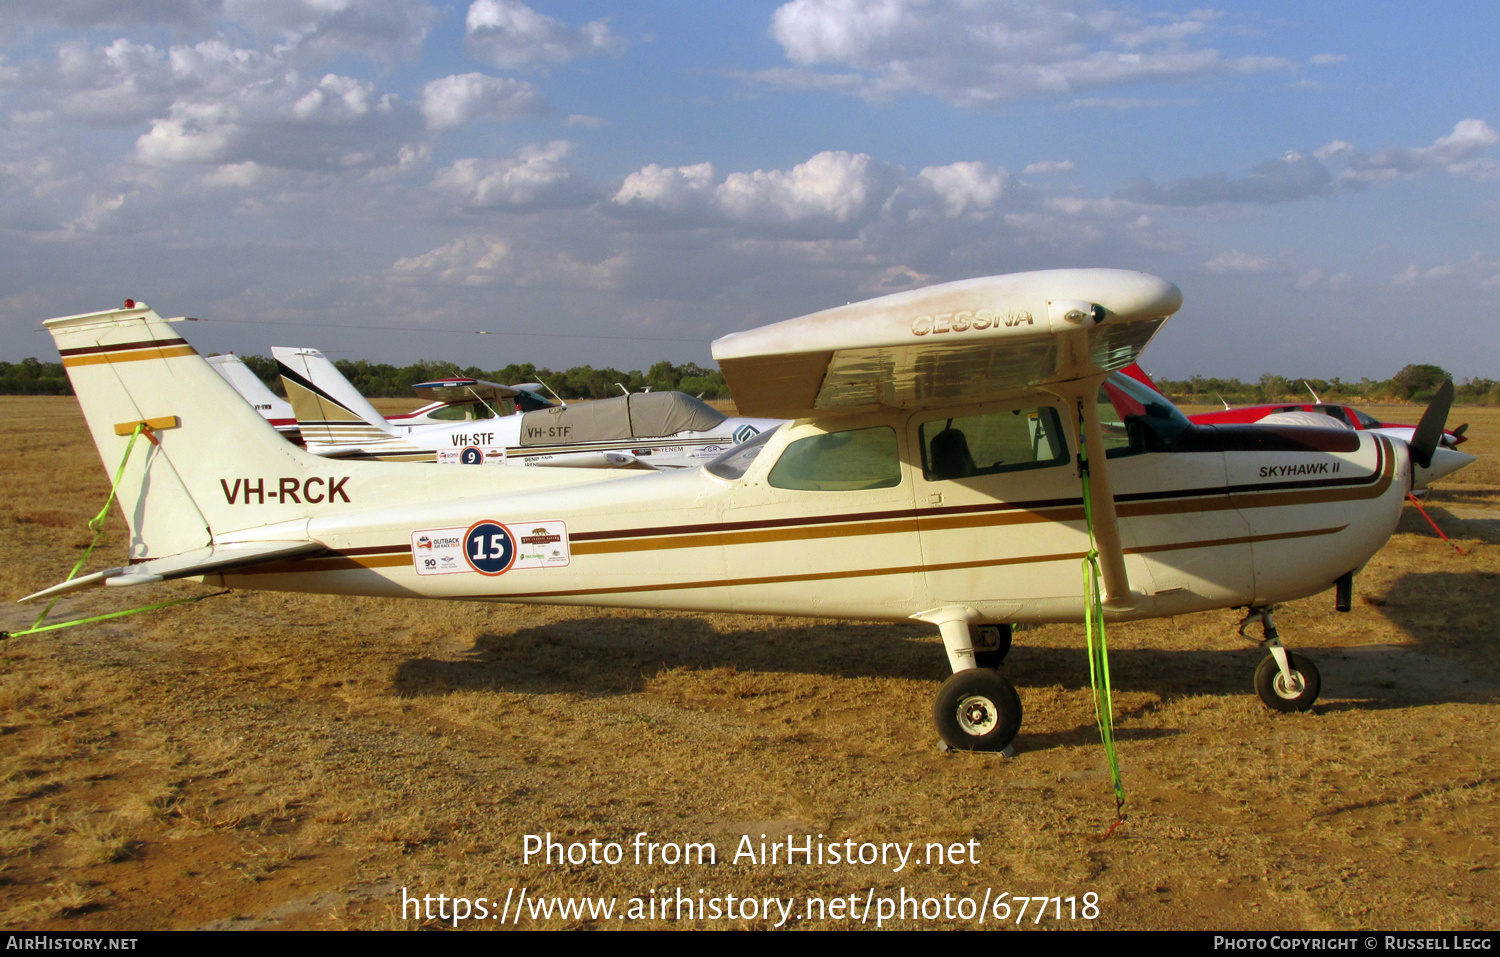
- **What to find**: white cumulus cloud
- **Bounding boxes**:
[913,161,1012,217]
[132,68,413,169]
[1337,119,1500,185]
[1023,160,1075,175]
[432,141,590,209]
[760,0,1290,107]
[393,235,512,285]
[420,73,545,130]
[465,0,624,70]
[717,150,880,224]
[1203,251,1271,274]
[613,162,717,213]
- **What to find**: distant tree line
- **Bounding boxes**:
[1152,364,1500,406]
[0,357,72,394]
[234,356,731,401]
[6,355,1498,406]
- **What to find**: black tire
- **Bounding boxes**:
[973,623,1013,669]
[1254,653,1321,712]
[933,669,1022,752]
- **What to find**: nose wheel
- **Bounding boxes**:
[1239,608,1321,713]
[1254,653,1321,712]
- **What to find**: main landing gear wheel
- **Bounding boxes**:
[933,669,1022,752]
[1254,653,1321,713]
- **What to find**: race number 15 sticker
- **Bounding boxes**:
[464,520,516,576]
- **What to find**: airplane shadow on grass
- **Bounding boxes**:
[1398,498,1500,546]
[1362,569,1500,694]
[392,592,1499,718]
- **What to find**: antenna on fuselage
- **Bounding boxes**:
[1303,381,1322,403]
[538,377,567,408]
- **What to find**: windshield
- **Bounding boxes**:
[705,426,781,480]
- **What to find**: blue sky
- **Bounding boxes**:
[2,1,1497,382]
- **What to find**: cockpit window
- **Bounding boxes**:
[1313,405,1356,427]
[705,426,779,480]
[1097,372,1193,457]
[426,401,503,421]
[1349,407,1382,429]
[768,426,901,491]
[919,407,1069,481]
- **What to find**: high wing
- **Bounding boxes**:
[713,268,1183,607]
[410,377,520,408]
[713,269,1181,419]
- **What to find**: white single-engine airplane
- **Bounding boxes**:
[25,269,1447,752]
[273,346,781,470]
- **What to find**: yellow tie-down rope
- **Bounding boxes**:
[1077,404,1126,834]
[4,422,225,640]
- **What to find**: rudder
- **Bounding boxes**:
[48,303,332,559]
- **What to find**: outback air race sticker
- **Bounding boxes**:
[411,520,571,576]
[435,447,505,465]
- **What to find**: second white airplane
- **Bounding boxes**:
[272,346,783,470]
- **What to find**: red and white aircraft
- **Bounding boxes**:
[1121,365,1476,489]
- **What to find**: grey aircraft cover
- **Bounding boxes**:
[517,391,727,447]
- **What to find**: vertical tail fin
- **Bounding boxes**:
[272,347,396,446]
[46,301,632,566]
[207,353,302,444]
[48,304,329,558]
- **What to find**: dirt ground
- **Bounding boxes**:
[0,396,1495,931]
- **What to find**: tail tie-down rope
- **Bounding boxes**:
[1077,403,1127,836]
[3,423,225,641]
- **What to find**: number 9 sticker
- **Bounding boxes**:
[463,520,516,575]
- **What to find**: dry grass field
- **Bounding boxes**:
[0,395,1496,930]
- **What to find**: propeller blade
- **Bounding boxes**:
[1408,380,1453,470]
[1453,422,1468,438]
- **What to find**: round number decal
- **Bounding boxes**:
[463,520,516,576]
[459,446,484,465]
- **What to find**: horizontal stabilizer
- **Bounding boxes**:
[20,540,325,603]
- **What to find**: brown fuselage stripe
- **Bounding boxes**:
[262,448,1392,566]
[572,446,1391,556]
[62,344,197,367]
[566,437,1391,551]
[233,553,410,575]
[477,525,1349,600]
[58,337,191,357]
[230,437,1393,577]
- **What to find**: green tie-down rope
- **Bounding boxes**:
[1077,405,1126,831]
[4,424,226,641]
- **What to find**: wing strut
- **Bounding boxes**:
[1075,385,1134,609]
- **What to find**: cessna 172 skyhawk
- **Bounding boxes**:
[273,346,781,470]
[25,269,1446,752]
